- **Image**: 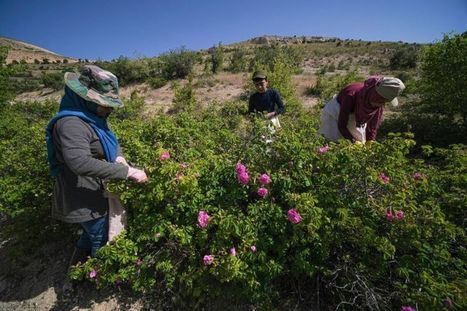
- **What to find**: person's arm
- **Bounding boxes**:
[366,108,383,141]
[273,90,285,115]
[337,99,355,141]
[56,117,128,180]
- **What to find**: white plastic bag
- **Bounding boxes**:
[107,192,127,242]
[270,116,281,129]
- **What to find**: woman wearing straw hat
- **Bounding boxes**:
[318,76,405,143]
[45,65,148,267]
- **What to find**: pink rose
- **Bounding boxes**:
[135,259,143,266]
[412,172,424,180]
[180,163,189,169]
[257,187,268,198]
[203,255,214,266]
[379,172,390,184]
[443,298,453,308]
[400,306,416,311]
[287,209,302,224]
[229,247,236,256]
[258,173,272,185]
[237,172,250,185]
[386,211,394,221]
[318,144,329,154]
[235,162,247,174]
[198,210,210,228]
[160,151,170,161]
[250,245,257,252]
[395,210,405,220]
[176,172,184,181]
[89,269,97,279]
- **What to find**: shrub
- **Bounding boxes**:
[156,47,200,80]
[96,57,149,86]
[0,47,15,106]
[249,45,304,74]
[305,69,363,102]
[228,48,248,73]
[389,46,419,70]
[208,43,224,74]
[417,33,467,124]
[41,71,65,90]
[69,108,466,310]
[1,95,465,310]
[147,76,167,89]
[380,33,467,147]
[170,78,198,113]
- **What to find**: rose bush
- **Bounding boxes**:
[67,103,464,310]
[0,75,465,310]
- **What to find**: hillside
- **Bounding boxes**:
[0,37,78,64]
[7,35,420,113]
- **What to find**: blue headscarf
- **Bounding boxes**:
[45,86,119,176]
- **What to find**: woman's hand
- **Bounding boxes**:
[265,112,276,119]
[127,166,148,183]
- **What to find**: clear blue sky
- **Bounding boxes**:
[1,0,466,61]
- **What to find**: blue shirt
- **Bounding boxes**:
[248,89,285,115]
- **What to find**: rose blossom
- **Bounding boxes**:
[89,269,97,279]
[229,247,236,256]
[386,211,394,221]
[395,210,405,220]
[258,173,272,185]
[257,187,268,198]
[287,209,302,224]
[250,245,257,252]
[443,298,453,308]
[235,162,247,174]
[400,306,416,311]
[203,255,214,266]
[176,172,184,181]
[412,172,424,180]
[160,151,170,161]
[379,172,390,184]
[318,144,329,154]
[197,210,210,228]
[237,172,250,185]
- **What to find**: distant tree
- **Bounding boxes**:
[63,59,68,64]
[250,45,304,74]
[228,48,248,73]
[42,58,50,64]
[157,47,200,80]
[389,46,419,69]
[34,59,40,64]
[418,33,467,124]
[208,42,224,74]
[0,46,15,106]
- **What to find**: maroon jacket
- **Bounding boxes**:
[337,77,386,141]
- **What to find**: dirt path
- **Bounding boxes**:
[0,221,144,311]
